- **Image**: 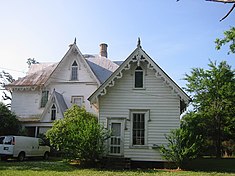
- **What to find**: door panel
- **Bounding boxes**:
[109,120,124,155]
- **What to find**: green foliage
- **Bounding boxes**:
[46,105,109,164]
[215,26,235,54]
[180,112,214,156]
[0,71,15,107]
[0,102,22,136]
[184,60,235,157]
[26,58,39,68]
[157,128,202,169]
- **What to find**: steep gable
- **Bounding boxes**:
[89,40,190,112]
[41,89,68,122]
[46,43,100,86]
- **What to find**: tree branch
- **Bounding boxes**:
[206,0,235,3]
[220,3,235,21]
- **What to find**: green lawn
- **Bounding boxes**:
[0,159,235,176]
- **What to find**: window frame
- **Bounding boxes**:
[40,90,49,108]
[134,66,145,89]
[130,110,149,148]
[71,60,78,81]
[51,104,56,121]
[71,96,84,107]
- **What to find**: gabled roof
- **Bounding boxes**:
[7,63,57,88]
[6,42,119,89]
[41,89,68,120]
[88,40,190,105]
[46,43,101,85]
[86,60,113,84]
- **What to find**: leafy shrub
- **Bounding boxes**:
[46,105,109,165]
[157,128,202,169]
[0,102,22,136]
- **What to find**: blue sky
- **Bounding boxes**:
[0,0,234,102]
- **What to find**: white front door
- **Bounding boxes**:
[109,120,124,156]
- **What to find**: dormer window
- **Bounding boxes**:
[51,104,56,120]
[71,61,78,80]
[134,66,144,88]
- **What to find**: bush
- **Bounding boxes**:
[0,102,22,136]
[46,105,109,165]
[157,128,202,169]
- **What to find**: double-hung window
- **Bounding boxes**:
[132,113,145,145]
[71,61,78,80]
[134,66,144,88]
[71,96,83,107]
[51,104,56,120]
[131,110,149,147]
[40,90,49,108]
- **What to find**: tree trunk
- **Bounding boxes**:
[215,114,222,158]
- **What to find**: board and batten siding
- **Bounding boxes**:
[99,62,180,161]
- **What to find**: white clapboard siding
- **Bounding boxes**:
[99,62,180,161]
[11,90,43,118]
[49,83,98,114]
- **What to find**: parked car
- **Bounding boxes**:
[0,136,50,161]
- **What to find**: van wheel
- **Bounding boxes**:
[18,152,25,161]
[43,152,49,160]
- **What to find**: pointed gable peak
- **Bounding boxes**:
[137,37,142,48]
[69,37,77,48]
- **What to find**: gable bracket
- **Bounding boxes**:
[132,52,146,66]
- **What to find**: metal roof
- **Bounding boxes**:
[7,63,57,87]
[53,90,68,115]
[7,55,120,87]
[86,60,113,84]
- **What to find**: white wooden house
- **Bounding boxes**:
[6,41,119,137]
[88,39,190,162]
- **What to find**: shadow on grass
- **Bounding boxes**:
[0,159,171,175]
[183,158,235,173]
[1,157,235,174]
[0,157,76,172]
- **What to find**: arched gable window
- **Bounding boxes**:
[51,104,56,120]
[134,66,144,88]
[71,61,78,80]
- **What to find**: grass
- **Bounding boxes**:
[0,158,235,176]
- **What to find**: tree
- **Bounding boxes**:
[157,128,202,169]
[0,102,22,136]
[26,58,39,68]
[215,26,235,54]
[0,71,15,107]
[184,60,235,157]
[181,112,214,156]
[46,105,109,166]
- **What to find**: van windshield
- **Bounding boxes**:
[0,137,4,144]
[0,136,13,145]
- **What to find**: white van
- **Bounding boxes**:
[0,136,50,161]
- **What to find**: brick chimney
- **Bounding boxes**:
[100,43,108,58]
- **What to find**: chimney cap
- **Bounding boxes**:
[100,43,108,47]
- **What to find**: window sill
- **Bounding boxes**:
[133,88,146,90]
[129,145,149,149]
